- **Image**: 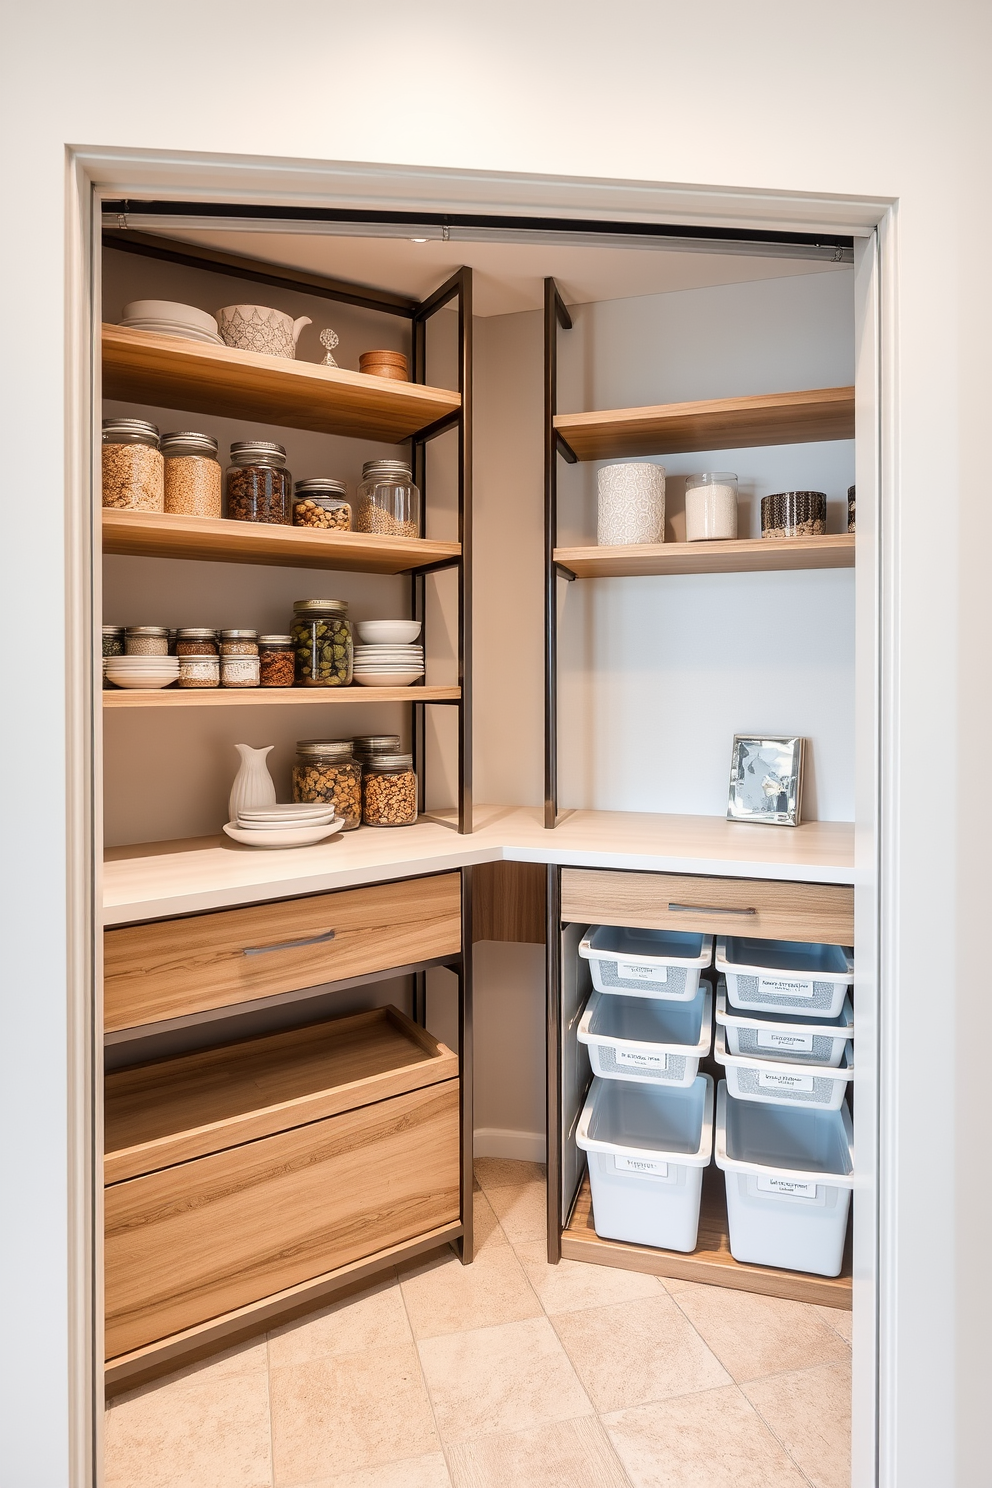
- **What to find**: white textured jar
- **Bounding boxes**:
[597,462,666,546]
[685,472,738,541]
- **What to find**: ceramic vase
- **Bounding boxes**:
[229,743,277,822]
[597,462,666,545]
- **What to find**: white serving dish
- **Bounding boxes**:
[223,818,344,848]
[715,984,854,1067]
[238,803,338,822]
[354,648,424,659]
[355,620,423,645]
[119,319,225,346]
[353,671,424,687]
[577,984,712,1087]
[235,812,336,831]
[104,673,178,690]
[123,300,218,333]
[715,937,853,1018]
[579,925,713,1001]
[714,1025,853,1110]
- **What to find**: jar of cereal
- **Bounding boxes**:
[293,740,362,830]
[362,753,418,827]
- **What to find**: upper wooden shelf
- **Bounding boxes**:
[555,533,855,579]
[102,325,461,442]
[104,685,459,710]
[102,509,459,576]
[554,386,855,461]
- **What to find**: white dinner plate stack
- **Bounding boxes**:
[223,801,345,849]
[352,644,425,688]
[104,656,179,689]
[118,300,224,346]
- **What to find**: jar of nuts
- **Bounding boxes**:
[258,635,295,687]
[226,441,292,524]
[162,432,222,518]
[293,740,362,830]
[362,753,419,827]
[293,478,351,531]
[355,460,420,539]
[291,599,353,687]
[102,418,164,511]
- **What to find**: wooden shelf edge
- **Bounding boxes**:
[555,533,855,579]
[103,685,460,708]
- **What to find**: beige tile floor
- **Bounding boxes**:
[104,1161,851,1488]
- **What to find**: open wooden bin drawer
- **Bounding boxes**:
[104,1007,460,1361]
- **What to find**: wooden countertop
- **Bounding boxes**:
[103,806,855,925]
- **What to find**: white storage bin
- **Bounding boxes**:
[715,1081,854,1276]
[715,936,852,1018]
[714,1025,853,1110]
[715,983,853,1067]
[577,1074,713,1252]
[579,926,713,1001]
[578,985,712,1088]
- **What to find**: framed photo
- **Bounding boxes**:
[727,735,805,827]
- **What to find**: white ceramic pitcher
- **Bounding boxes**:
[229,743,277,822]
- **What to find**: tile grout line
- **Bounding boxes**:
[262,1332,277,1488]
[396,1262,456,1488]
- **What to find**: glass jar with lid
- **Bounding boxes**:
[162,431,222,518]
[352,734,402,771]
[292,740,362,830]
[258,634,295,687]
[220,629,258,656]
[362,753,418,827]
[102,626,124,689]
[684,472,738,542]
[125,625,170,656]
[220,654,260,688]
[293,478,352,531]
[175,628,218,656]
[102,418,164,511]
[226,441,292,524]
[291,600,353,687]
[179,654,220,689]
[355,460,420,538]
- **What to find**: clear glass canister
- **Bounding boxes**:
[258,634,295,687]
[162,431,222,518]
[102,418,164,512]
[362,753,418,827]
[684,472,738,542]
[220,629,258,656]
[761,490,827,539]
[125,625,170,656]
[102,625,124,689]
[352,734,402,771]
[355,460,420,538]
[226,441,292,524]
[293,477,352,531]
[847,484,856,534]
[178,654,220,689]
[291,600,353,687]
[220,654,260,688]
[293,740,362,829]
[175,627,218,656]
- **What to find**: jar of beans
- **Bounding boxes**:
[125,625,170,656]
[258,635,295,687]
[102,418,164,511]
[162,432,222,518]
[175,628,218,656]
[362,753,418,827]
[293,740,362,830]
[220,654,260,688]
[291,600,353,687]
[102,626,124,689]
[226,441,292,524]
[355,460,420,538]
[293,478,351,531]
[179,654,220,689]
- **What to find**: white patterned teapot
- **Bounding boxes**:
[216,304,312,359]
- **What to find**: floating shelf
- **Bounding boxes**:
[102,325,461,442]
[104,686,459,709]
[554,385,855,461]
[102,509,459,575]
[555,533,855,579]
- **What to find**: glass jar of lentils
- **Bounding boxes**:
[258,635,295,687]
[293,740,362,830]
[220,630,259,688]
[293,478,352,531]
[162,431,222,518]
[362,753,419,827]
[125,625,170,656]
[175,628,218,656]
[291,600,353,687]
[226,441,292,524]
[102,418,164,511]
[355,460,420,538]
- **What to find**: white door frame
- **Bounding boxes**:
[65,146,895,1486]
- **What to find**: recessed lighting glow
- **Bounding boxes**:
[411,238,428,243]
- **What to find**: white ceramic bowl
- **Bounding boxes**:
[355,620,423,646]
[104,673,178,690]
[123,300,218,334]
[353,671,424,688]
[223,819,344,848]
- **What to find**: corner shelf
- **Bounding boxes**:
[555,532,855,579]
[103,686,459,709]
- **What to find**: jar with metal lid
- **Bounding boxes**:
[293,478,352,531]
[102,418,164,511]
[179,654,220,689]
[220,654,260,688]
[292,740,362,830]
[352,734,402,769]
[175,628,218,656]
[102,626,124,689]
[220,629,259,656]
[125,625,170,656]
[258,635,295,687]
[291,599,353,687]
[362,753,418,827]
[162,431,222,518]
[355,460,420,539]
[226,441,292,524]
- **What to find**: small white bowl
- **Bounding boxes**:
[223,819,344,848]
[355,620,423,646]
[123,300,218,334]
[104,673,178,690]
[353,671,425,688]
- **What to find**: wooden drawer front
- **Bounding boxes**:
[105,1078,460,1359]
[561,869,853,945]
[105,873,462,1032]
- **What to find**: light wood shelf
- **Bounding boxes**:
[104,685,459,709]
[103,509,459,575]
[103,324,461,441]
[554,385,855,461]
[555,533,855,579]
[563,1170,852,1309]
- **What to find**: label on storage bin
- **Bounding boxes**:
[757,1029,816,1053]
[617,961,668,984]
[757,1070,816,1092]
[615,1155,669,1178]
[757,974,815,999]
[756,1175,819,1199]
[615,1048,670,1071]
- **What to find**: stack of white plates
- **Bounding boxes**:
[118,300,223,346]
[223,801,344,849]
[104,656,179,690]
[352,644,424,688]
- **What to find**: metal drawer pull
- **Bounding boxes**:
[668,903,757,916]
[243,928,336,957]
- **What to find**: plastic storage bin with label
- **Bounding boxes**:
[715,1081,854,1276]
[579,926,713,1001]
[715,937,852,1018]
[714,1024,853,1111]
[577,984,712,1088]
[715,983,853,1067]
[576,1074,713,1251]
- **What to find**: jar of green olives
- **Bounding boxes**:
[291,599,353,687]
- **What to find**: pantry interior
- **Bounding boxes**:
[98,204,861,1486]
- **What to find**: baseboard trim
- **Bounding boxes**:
[474,1127,547,1162]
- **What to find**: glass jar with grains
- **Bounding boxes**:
[102,626,124,689]
[258,635,295,687]
[179,654,220,689]
[226,441,292,524]
[220,629,259,656]
[355,460,420,538]
[125,625,170,656]
[162,432,222,518]
[293,477,352,531]
[362,753,419,827]
[102,418,164,511]
[175,628,218,656]
[291,600,353,687]
[293,740,362,830]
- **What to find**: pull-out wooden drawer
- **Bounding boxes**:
[105,871,461,1032]
[561,868,853,944]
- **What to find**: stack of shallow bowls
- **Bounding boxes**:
[353,619,424,687]
[118,300,223,346]
[104,655,179,689]
[223,801,344,849]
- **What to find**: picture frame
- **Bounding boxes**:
[727,735,806,827]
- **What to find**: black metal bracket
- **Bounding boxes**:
[555,563,577,583]
[545,276,574,830]
[556,433,578,465]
